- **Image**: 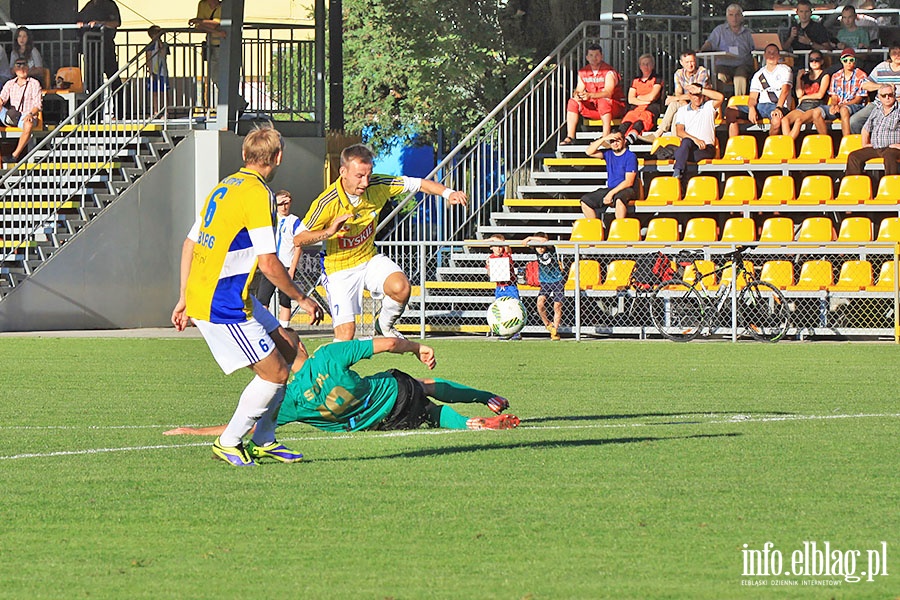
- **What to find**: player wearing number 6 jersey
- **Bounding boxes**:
[294,144,468,341]
[171,123,324,467]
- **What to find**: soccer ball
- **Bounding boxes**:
[486,297,527,338]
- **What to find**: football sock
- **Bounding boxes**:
[379,296,406,332]
[426,404,469,430]
[250,385,285,446]
[220,376,284,447]
[430,378,494,405]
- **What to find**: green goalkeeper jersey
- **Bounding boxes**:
[278,339,398,431]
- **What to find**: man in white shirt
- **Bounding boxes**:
[672,83,724,179]
[726,44,793,137]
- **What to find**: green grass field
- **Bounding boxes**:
[0,336,897,599]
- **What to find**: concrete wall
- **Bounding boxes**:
[0,130,325,332]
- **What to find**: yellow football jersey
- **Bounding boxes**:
[302,174,406,273]
[185,168,277,323]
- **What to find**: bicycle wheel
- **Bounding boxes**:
[739,280,790,342]
[650,280,706,342]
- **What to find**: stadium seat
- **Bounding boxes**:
[797,217,836,243]
[715,135,757,162]
[757,135,796,162]
[829,134,863,163]
[570,218,605,245]
[831,175,872,205]
[682,217,718,243]
[681,176,719,205]
[759,217,794,244]
[606,217,641,244]
[836,217,873,243]
[594,259,635,290]
[867,261,897,291]
[55,66,84,93]
[640,176,681,206]
[565,259,601,290]
[755,175,795,204]
[719,260,754,289]
[830,260,873,291]
[793,134,833,162]
[873,175,900,205]
[718,175,757,205]
[644,217,679,244]
[792,175,833,205]
[720,217,757,243]
[759,260,794,289]
[726,95,749,110]
[786,260,834,291]
[682,259,717,288]
[648,136,681,161]
[876,217,900,242]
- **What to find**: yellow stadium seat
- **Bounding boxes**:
[759,260,794,289]
[594,259,636,291]
[682,217,718,243]
[797,217,836,243]
[876,216,900,242]
[55,66,84,93]
[787,260,834,291]
[792,175,833,205]
[873,175,900,205]
[867,261,897,291]
[606,217,641,244]
[793,134,833,162]
[565,259,602,290]
[644,217,680,244]
[836,217,873,243]
[719,260,754,289]
[759,217,794,243]
[831,175,872,205]
[830,260,873,291]
[681,176,719,205]
[649,135,681,158]
[757,135,796,162]
[682,260,717,288]
[726,95,750,109]
[716,135,757,162]
[830,134,863,163]
[720,217,757,243]
[570,218,605,245]
[640,176,681,206]
[755,175,795,205]
[718,175,757,205]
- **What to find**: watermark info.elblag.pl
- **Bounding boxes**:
[741,541,889,586]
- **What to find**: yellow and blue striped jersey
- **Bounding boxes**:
[185,168,277,323]
[301,174,409,273]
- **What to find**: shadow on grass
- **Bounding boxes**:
[524,411,795,425]
[309,432,742,462]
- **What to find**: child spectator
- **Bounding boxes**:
[146,25,169,115]
[522,232,564,340]
[486,234,520,300]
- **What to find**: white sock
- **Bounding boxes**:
[278,319,289,328]
[378,296,406,332]
[219,376,284,447]
[251,385,285,446]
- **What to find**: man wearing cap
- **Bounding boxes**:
[824,48,869,136]
[0,57,42,164]
[849,44,900,134]
[846,83,900,177]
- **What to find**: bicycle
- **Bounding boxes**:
[649,246,790,343]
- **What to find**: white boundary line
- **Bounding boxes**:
[1,412,897,462]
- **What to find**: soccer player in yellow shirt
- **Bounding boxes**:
[294,144,467,340]
[171,123,324,466]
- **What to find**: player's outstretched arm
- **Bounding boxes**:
[419,179,468,207]
[163,425,227,436]
[372,337,437,370]
[293,213,353,247]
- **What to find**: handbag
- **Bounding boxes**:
[3,79,28,127]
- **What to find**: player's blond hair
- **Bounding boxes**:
[340,143,375,167]
[242,123,284,167]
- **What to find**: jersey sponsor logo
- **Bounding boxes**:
[337,222,374,249]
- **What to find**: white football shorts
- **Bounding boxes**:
[323,253,403,326]
[192,297,280,374]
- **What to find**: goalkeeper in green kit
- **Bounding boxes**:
[165,337,518,459]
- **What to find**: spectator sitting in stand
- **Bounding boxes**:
[846,83,900,177]
[773,0,835,11]
[561,44,625,144]
[780,0,836,54]
[726,44,793,137]
[672,83,725,180]
[580,131,639,225]
[849,45,900,134]
[8,27,44,85]
[781,50,831,138]
[824,47,868,136]
[836,4,870,50]
[618,54,663,144]
[649,49,709,140]
[0,58,42,164]
[700,4,755,96]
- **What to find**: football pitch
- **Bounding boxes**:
[0,336,896,599]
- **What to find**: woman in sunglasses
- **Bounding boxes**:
[781,51,830,139]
